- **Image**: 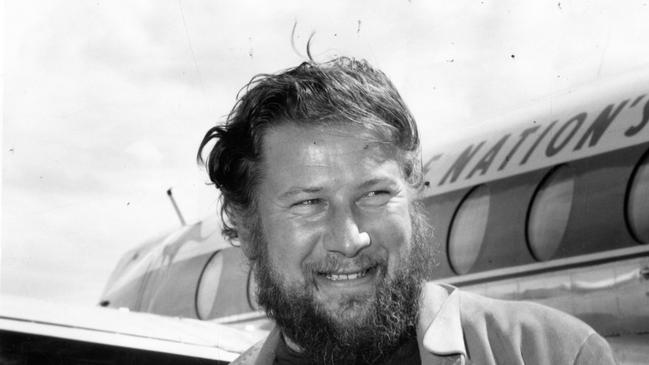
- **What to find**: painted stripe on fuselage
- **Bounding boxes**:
[436,244,649,287]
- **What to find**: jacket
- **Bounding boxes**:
[230,283,617,364]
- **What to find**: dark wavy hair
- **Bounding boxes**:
[198,57,421,245]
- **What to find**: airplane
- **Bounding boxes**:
[93,68,649,364]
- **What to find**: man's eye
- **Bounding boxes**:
[290,199,325,214]
[358,191,392,206]
[293,199,320,206]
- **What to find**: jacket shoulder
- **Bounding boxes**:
[457,290,614,364]
[459,289,594,335]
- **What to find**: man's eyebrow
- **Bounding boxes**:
[278,186,324,200]
[357,177,399,190]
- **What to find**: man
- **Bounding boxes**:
[198,57,616,364]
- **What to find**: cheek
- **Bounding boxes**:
[365,207,413,265]
[263,219,321,281]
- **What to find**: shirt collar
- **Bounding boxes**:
[417,283,467,358]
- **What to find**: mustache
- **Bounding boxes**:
[303,253,387,274]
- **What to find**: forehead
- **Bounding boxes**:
[258,123,404,187]
[261,123,396,166]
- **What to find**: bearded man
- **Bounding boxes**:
[198,57,616,365]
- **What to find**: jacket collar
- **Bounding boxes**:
[417,283,468,359]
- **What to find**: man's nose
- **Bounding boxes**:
[323,206,371,257]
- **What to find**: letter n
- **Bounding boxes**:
[439,142,485,185]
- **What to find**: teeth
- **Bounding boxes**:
[325,270,368,281]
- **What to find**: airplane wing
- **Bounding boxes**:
[0,294,268,364]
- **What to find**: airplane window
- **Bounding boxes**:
[195,251,224,319]
[626,151,649,244]
[448,185,490,275]
[527,165,575,261]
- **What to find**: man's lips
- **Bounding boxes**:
[305,254,386,288]
[316,265,378,282]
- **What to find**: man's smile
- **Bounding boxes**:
[317,264,378,280]
[324,269,369,281]
[312,265,382,295]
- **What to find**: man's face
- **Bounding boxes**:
[254,122,416,323]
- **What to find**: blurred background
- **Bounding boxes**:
[3,0,649,305]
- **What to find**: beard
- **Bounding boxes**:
[252,205,436,365]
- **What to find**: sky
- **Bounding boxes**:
[3,0,649,306]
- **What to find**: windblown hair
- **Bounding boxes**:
[198,57,421,245]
